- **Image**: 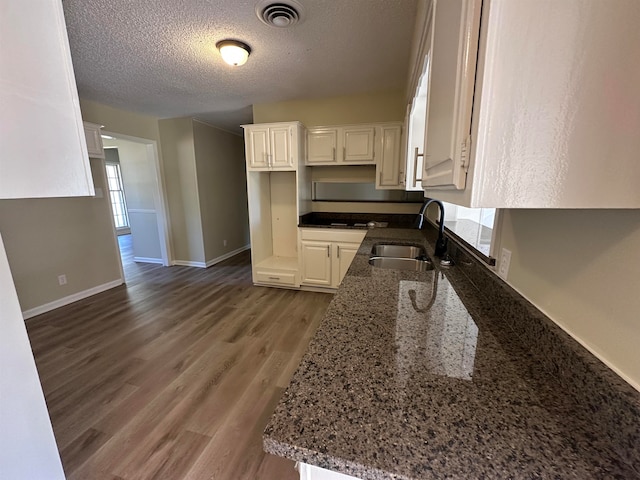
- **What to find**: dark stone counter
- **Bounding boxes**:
[299,212,416,229]
[264,228,640,479]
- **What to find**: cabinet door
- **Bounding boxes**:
[0,0,94,199]
[376,125,404,189]
[334,243,359,286]
[246,127,270,170]
[307,128,338,164]
[422,0,481,190]
[270,125,293,169]
[342,127,375,163]
[84,122,105,159]
[301,241,332,286]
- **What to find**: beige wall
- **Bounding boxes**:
[253,90,405,126]
[192,121,249,262]
[495,209,640,390]
[158,118,205,264]
[0,160,122,312]
[80,99,162,143]
[81,100,171,262]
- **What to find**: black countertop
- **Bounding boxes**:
[299,212,416,229]
[264,227,640,479]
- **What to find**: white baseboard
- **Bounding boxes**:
[133,256,164,264]
[205,244,250,268]
[22,279,124,320]
[173,245,250,269]
[172,260,207,268]
[299,285,336,294]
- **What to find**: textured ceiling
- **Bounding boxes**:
[63,0,418,133]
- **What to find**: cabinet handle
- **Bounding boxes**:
[268,276,280,280]
[332,147,336,161]
[337,245,340,258]
[414,147,423,183]
[327,245,330,257]
[343,146,346,161]
[379,171,383,185]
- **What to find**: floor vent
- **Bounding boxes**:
[256,0,305,28]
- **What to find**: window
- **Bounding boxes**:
[441,202,497,263]
[105,163,129,229]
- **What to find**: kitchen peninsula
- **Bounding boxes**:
[264,227,640,479]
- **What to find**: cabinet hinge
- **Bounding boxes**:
[460,135,471,170]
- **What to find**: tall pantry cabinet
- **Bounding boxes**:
[242,122,311,288]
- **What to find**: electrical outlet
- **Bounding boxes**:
[223,239,227,247]
[58,274,67,286]
[498,248,512,280]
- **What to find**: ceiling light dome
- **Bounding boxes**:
[216,40,251,66]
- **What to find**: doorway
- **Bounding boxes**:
[101,132,172,280]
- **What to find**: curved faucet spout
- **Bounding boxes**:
[415,198,448,257]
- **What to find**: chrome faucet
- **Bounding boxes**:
[414,198,448,257]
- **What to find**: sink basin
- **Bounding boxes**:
[369,257,434,272]
[371,244,426,259]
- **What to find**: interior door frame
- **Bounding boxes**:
[102,130,173,268]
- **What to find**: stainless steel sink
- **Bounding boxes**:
[371,244,426,259]
[369,256,434,272]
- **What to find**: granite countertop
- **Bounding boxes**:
[264,228,640,479]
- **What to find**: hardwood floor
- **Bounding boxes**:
[26,240,333,479]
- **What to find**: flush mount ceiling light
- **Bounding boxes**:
[255,0,305,28]
[216,40,251,66]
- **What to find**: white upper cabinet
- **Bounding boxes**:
[306,124,376,165]
[421,0,480,191]
[269,125,293,169]
[307,129,338,164]
[342,126,375,163]
[246,126,270,169]
[0,0,94,199]
[83,122,105,159]
[419,0,640,208]
[243,122,302,171]
[375,124,404,190]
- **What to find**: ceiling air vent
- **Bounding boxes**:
[255,0,305,28]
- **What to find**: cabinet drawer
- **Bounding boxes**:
[255,270,296,286]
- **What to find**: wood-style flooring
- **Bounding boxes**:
[26,235,333,479]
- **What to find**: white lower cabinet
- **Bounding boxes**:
[300,229,366,289]
[254,269,296,287]
[300,241,333,287]
[335,242,359,285]
[298,462,361,480]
